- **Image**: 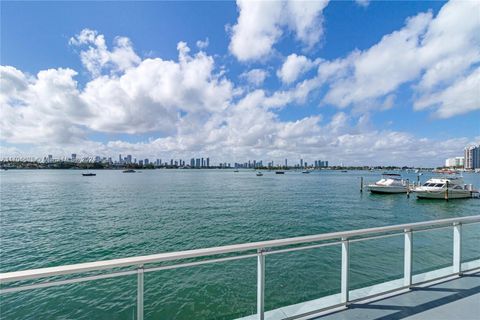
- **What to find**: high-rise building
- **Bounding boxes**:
[300,159,303,167]
[196,158,201,168]
[119,154,122,164]
[285,159,288,167]
[48,154,53,162]
[190,158,195,167]
[471,145,480,169]
[144,159,149,165]
[71,153,77,161]
[464,145,480,169]
[206,158,210,168]
[126,155,132,164]
[445,157,464,168]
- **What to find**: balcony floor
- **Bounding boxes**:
[314,271,480,320]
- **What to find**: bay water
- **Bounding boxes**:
[1,169,479,319]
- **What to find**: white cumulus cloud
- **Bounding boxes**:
[240,69,269,86]
[70,29,141,77]
[229,0,329,62]
[277,54,319,84]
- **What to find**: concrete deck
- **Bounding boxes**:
[313,271,480,320]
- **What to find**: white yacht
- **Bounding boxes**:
[367,174,408,194]
[412,176,474,199]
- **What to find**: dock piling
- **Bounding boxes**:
[445,181,449,201]
[406,179,410,198]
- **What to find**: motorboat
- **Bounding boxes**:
[412,176,475,199]
[367,173,408,194]
[123,169,136,173]
[82,172,96,176]
[302,170,310,174]
[234,169,239,172]
[256,172,263,176]
[275,171,285,174]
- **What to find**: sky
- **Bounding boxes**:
[1,0,479,167]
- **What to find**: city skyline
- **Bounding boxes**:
[2,152,331,168]
[1,1,479,167]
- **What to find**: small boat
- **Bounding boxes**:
[302,170,310,174]
[412,176,475,199]
[275,171,285,174]
[123,169,136,173]
[256,172,263,176]
[367,174,408,194]
[341,170,348,173]
[82,173,96,176]
[234,169,239,172]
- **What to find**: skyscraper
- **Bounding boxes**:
[206,158,210,168]
[466,145,480,169]
[475,147,480,169]
[71,153,77,161]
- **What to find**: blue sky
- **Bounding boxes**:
[1,1,479,166]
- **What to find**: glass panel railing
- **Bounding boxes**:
[349,235,404,300]
[144,257,256,320]
[412,227,453,283]
[461,223,480,270]
[0,275,137,319]
[264,245,341,315]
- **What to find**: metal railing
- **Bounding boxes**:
[1,215,479,320]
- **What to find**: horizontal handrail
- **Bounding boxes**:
[1,215,479,284]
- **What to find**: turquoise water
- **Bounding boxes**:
[1,169,479,319]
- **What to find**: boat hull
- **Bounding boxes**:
[367,185,407,194]
[414,190,471,199]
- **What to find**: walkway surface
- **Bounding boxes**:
[314,272,480,320]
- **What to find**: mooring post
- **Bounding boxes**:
[445,180,449,201]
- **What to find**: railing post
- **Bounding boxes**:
[404,229,412,287]
[453,223,462,275]
[137,265,144,320]
[257,249,265,320]
[341,237,349,304]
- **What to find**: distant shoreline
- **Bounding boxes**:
[0,162,434,171]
